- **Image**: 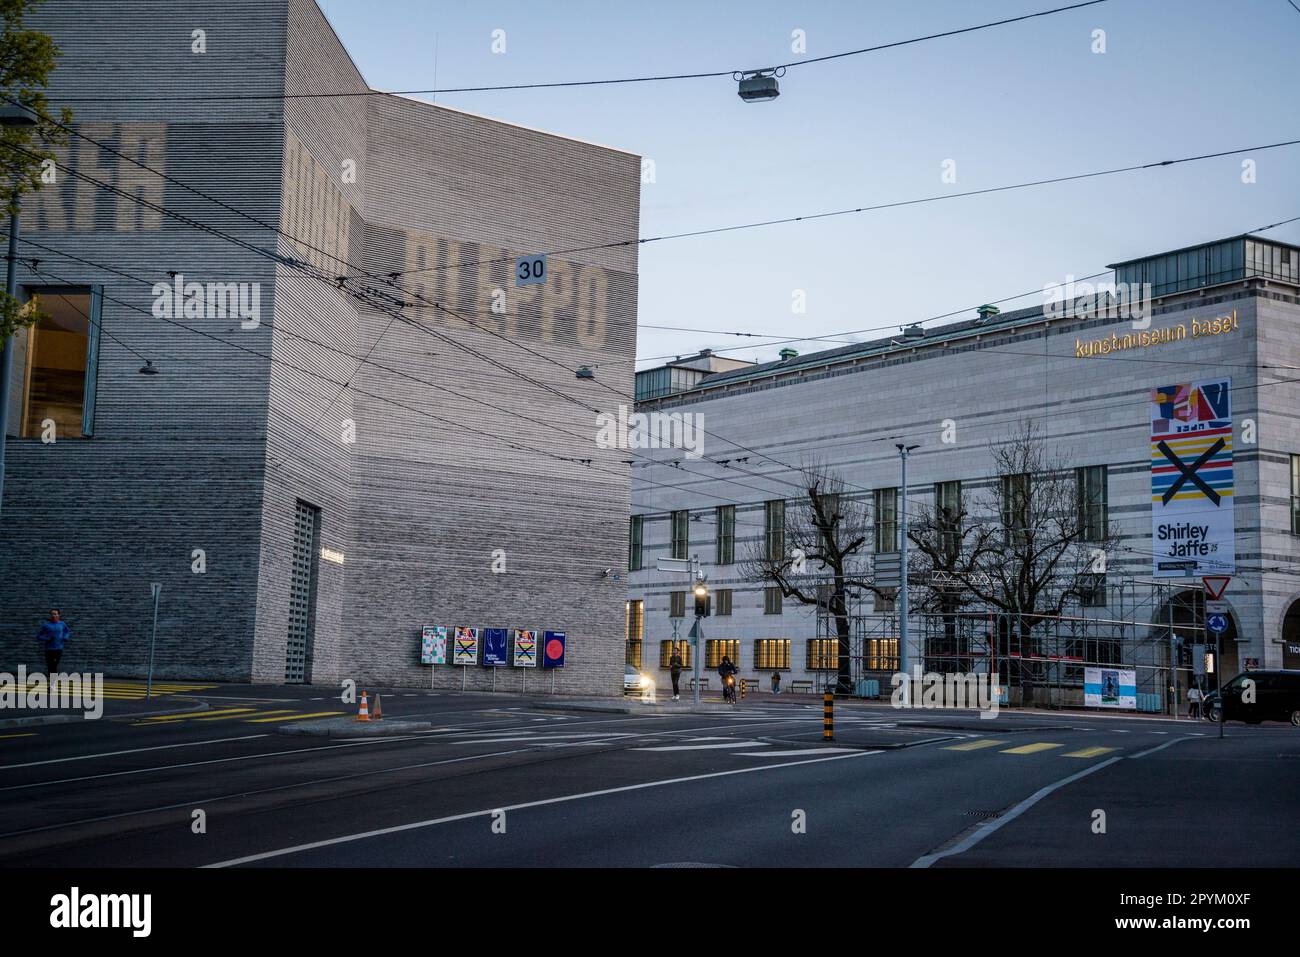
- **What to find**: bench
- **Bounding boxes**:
[790,680,814,694]
[689,677,710,692]
[740,677,759,696]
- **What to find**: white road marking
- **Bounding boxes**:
[205,749,882,867]
[1131,736,1199,759]
[635,741,770,752]
[0,736,426,792]
[910,755,1125,868]
[0,734,269,771]
[735,748,859,757]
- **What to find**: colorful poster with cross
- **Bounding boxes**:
[453,626,479,665]
[1150,378,1234,577]
[512,629,538,668]
[421,625,447,665]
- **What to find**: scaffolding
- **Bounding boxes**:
[817,576,1218,714]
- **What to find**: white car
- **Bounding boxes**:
[624,665,655,698]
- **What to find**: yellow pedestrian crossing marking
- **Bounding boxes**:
[138,708,256,723]
[7,679,218,701]
[1000,742,1064,755]
[1063,746,1117,758]
[244,711,343,723]
[193,709,295,722]
[943,739,1007,751]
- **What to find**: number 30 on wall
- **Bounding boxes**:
[516,254,546,287]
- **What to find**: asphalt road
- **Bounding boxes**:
[1,683,1296,868]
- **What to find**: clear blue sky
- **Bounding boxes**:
[317,0,1300,368]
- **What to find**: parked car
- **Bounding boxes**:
[1202,670,1300,725]
[624,664,655,698]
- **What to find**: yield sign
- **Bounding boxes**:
[1202,576,1232,600]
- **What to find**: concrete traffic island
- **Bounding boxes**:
[277,716,435,738]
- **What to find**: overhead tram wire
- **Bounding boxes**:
[8,237,789,507]
[20,95,1300,299]
[17,174,1300,511]
[47,1,1114,104]
[12,139,1300,507]
[29,233,1299,529]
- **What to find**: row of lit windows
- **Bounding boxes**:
[624,637,899,672]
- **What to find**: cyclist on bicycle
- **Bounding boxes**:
[718,656,738,702]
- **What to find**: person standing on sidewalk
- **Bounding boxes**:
[669,647,684,701]
[1188,683,1202,719]
[771,670,782,695]
[38,609,71,675]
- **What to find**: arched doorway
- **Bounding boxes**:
[1282,599,1300,669]
[1154,589,1239,695]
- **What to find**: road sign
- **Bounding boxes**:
[515,254,546,286]
[657,558,692,573]
[1207,614,1228,635]
[1202,575,1232,600]
[874,552,902,589]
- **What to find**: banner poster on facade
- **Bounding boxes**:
[421,625,447,665]
[482,628,509,667]
[512,629,538,668]
[542,630,567,669]
[1084,667,1136,709]
[1150,378,1235,577]
[453,627,479,665]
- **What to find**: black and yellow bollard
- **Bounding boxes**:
[740,678,748,700]
[823,690,834,741]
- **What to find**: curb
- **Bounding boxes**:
[277,718,434,738]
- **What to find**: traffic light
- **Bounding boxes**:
[693,580,710,618]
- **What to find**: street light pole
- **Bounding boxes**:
[0,103,39,521]
[896,443,918,675]
[0,178,23,519]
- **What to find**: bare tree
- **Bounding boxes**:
[740,460,879,692]
[907,421,1119,701]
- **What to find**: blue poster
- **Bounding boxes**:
[542,630,566,669]
[482,628,509,667]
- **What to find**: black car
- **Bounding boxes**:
[1202,670,1300,726]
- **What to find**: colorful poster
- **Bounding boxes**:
[1084,667,1136,709]
[453,627,479,665]
[512,629,538,668]
[421,625,447,665]
[1151,379,1234,577]
[542,630,566,669]
[482,628,509,667]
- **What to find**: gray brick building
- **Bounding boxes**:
[0,0,640,695]
[628,235,1300,706]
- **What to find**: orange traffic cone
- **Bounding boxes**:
[357,691,370,722]
[372,693,383,721]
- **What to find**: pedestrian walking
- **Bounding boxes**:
[669,647,684,700]
[770,670,781,694]
[38,609,71,675]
